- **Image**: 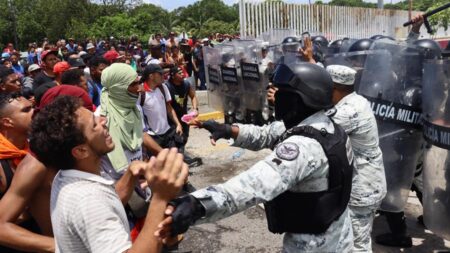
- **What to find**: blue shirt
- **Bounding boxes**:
[88,79,102,107]
[12,64,24,76]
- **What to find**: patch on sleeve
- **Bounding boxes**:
[275,142,300,161]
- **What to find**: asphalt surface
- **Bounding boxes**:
[175,101,450,253]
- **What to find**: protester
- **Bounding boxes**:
[139,64,184,150]
[33,49,60,90]
[60,68,89,91]
[2,43,15,54]
[0,66,21,94]
[103,50,123,64]
[22,64,41,90]
[10,53,24,76]
[165,66,202,166]
[0,85,111,253]
[87,56,109,106]
[66,38,77,53]
[192,41,206,90]
[27,43,38,65]
[0,93,38,253]
[33,61,71,105]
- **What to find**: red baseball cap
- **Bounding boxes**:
[53,61,71,75]
[40,49,58,62]
[103,50,123,63]
[38,85,94,112]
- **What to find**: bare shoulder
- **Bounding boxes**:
[10,154,48,194]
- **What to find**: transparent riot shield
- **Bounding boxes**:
[324,50,375,90]
[422,59,450,240]
[234,40,270,125]
[257,29,297,46]
[358,41,424,212]
[203,46,223,112]
[215,43,244,124]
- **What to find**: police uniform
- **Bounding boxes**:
[191,112,354,253]
[327,65,386,252]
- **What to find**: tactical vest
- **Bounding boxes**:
[265,122,353,234]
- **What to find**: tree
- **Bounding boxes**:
[201,19,238,38]
[328,0,376,8]
[158,12,180,36]
[427,0,450,32]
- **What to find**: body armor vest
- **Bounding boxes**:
[265,122,353,234]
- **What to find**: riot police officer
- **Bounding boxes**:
[327,65,386,252]
[159,62,355,252]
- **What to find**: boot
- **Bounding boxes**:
[375,233,413,248]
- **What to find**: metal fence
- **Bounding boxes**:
[239,0,424,40]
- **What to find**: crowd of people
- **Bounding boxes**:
[0,31,227,253]
[0,13,448,253]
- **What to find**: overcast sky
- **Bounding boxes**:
[143,0,403,11]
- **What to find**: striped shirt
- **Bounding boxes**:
[51,169,131,253]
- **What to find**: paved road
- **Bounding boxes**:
[176,102,450,252]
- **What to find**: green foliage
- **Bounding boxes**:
[0,0,239,50]
[201,20,238,38]
[328,0,376,8]
[427,0,450,32]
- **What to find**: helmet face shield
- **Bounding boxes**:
[272,63,296,88]
[282,43,300,54]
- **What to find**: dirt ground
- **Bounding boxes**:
[175,109,450,253]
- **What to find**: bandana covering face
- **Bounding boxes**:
[100,63,142,172]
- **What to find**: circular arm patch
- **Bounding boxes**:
[275,142,300,161]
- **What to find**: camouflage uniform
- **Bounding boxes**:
[191,112,354,253]
[332,92,386,252]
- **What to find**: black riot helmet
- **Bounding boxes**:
[348,39,374,52]
[328,39,343,54]
[273,62,333,128]
[312,35,329,48]
[413,39,442,59]
[281,36,300,54]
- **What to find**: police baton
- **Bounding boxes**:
[403,2,450,34]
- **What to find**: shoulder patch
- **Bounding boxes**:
[275,142,300,161]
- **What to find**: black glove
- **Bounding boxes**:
[169,194,205,236]
[201,120,233,142]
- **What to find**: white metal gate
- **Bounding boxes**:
[239,0,423,40]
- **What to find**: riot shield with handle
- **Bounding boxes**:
[358,40,424,212]
[215,43,244,124]
[235,39,271,125]
[422,59,450,240]
[203,46,223,112]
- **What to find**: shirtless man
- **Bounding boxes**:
[0,93,47,252]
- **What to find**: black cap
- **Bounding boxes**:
[169,66,183,76]
[141,64,164,82]
[145,64,163,74]
[68,58,86,68]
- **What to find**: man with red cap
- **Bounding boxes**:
[32,49,61,91]
[103,50,124,64]
[33,61,71,106]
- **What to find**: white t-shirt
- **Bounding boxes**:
[139,83,172,136]
[51,170,131,253]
